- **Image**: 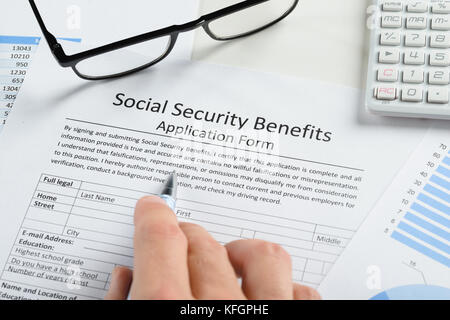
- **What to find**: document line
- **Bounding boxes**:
[65,118,365,172]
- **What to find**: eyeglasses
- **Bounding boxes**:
[29,0,299,81]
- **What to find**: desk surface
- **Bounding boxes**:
[193,0,370,89]
[2,0,369,89]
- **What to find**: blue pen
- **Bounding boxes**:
[159,171,177,211]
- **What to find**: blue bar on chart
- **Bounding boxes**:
[0,35,41,132]
[417,193,449,216]
[424,184,450,204]
[404,212,450,241]
[397,222,450,253]
[430,175,450,191]
[0,35,40,45]
[392,154,450,268]
[410,202,450,228]
[437,165,450,179]
[443,156,450,167]
[391,231,450,267]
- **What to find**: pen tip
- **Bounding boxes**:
[170,171,177,183]
[162,171,177,196]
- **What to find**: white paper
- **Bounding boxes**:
[319,124,450,300]
[0,44,430,300]
[193,0,368,88]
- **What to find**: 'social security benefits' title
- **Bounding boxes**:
[113,93,333,142]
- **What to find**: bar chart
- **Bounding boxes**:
[391,152,450,267]
[319,127,449,299]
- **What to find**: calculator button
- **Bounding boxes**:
[408,2,428,13]
[401,87,423,102]
[430,33,450,48]
[380,31,401,45]
[379,49,400,63]
[406,16,427,29]
[376,87,397,100]
[430,52,450,66]
[429,70,450,85]
[402,68,424,83]
[381,13,403,28]
[378,67,399,81]
[428,87,449,103]
[404,50,425,65]
[431,16,450,30]
[405,32,426,46]
[432,2,450,14]
[383,2,403,12]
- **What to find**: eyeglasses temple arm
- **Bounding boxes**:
[28,0,59,50]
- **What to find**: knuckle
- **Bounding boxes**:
[190,234,226,256]
[136,219,185,242]
[180,223,226,255]
[179,222,203,234]
[253,241,291,262]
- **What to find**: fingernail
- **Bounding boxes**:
[140,195,167,205]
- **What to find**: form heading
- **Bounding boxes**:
[113,93,333,143]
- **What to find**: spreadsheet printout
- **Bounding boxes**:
[0,36,83,133]
[0,46,429,300]
[0,36,40,132]
[320,124,450,300]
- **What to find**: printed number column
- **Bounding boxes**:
[0,36,39,131]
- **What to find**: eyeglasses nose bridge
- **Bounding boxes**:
[176,18,208,34]
[172,17,225,42]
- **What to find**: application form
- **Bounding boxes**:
[319,124,450,300]
[0,46,429,300]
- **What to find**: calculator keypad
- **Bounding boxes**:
[408,2,428,13]
[368,1,450,118]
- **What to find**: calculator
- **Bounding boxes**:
[367,0,450,120]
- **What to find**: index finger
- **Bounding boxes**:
[131,196,191,299]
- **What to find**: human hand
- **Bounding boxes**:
[105,196,321,300]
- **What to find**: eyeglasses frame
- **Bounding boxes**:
[29,0,299,80]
